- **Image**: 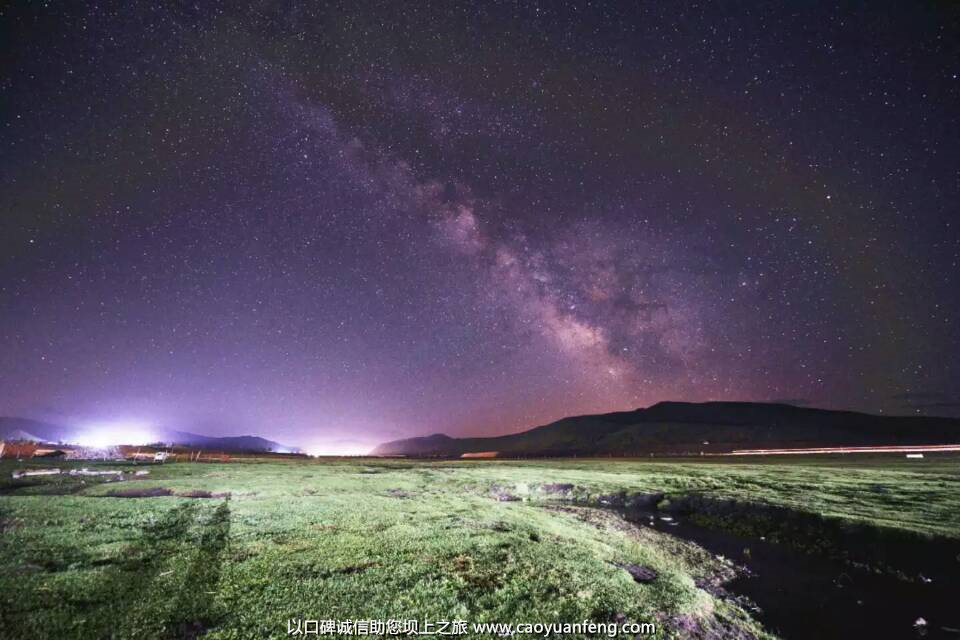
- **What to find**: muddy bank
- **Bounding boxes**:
[529,485,960,638]
[652,494,960,583]
[618,507,960,639]
[551,487,959,582]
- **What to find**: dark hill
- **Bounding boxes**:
[0,417,68,443]
[369,433,455,456]
[370,401,960,457]
[161,430,299,453]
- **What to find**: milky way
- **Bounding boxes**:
[2,2,959,452]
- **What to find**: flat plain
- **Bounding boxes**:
[1,455,957,639]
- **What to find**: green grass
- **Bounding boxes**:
[0,454,957,639]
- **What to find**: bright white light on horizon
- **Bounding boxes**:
[73,422,158,448]
[307,441,372,457]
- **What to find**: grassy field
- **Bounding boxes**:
[0,455,957,639]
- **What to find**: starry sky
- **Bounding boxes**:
[2,1,959,453]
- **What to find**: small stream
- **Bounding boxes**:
[621,509,960,639]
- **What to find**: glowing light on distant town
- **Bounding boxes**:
[306,441,372,457]
[73,422,158,448]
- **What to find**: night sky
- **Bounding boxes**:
[2,2,959,453]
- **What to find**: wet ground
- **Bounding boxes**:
[623,510,960,639]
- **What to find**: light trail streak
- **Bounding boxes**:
[730,444,960,456]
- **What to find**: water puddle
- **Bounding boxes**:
[621,509,960,639]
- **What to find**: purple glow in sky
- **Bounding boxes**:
[2,2,959,450]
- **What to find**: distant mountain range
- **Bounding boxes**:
[0,417,298,453]
[371,401,960,457]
